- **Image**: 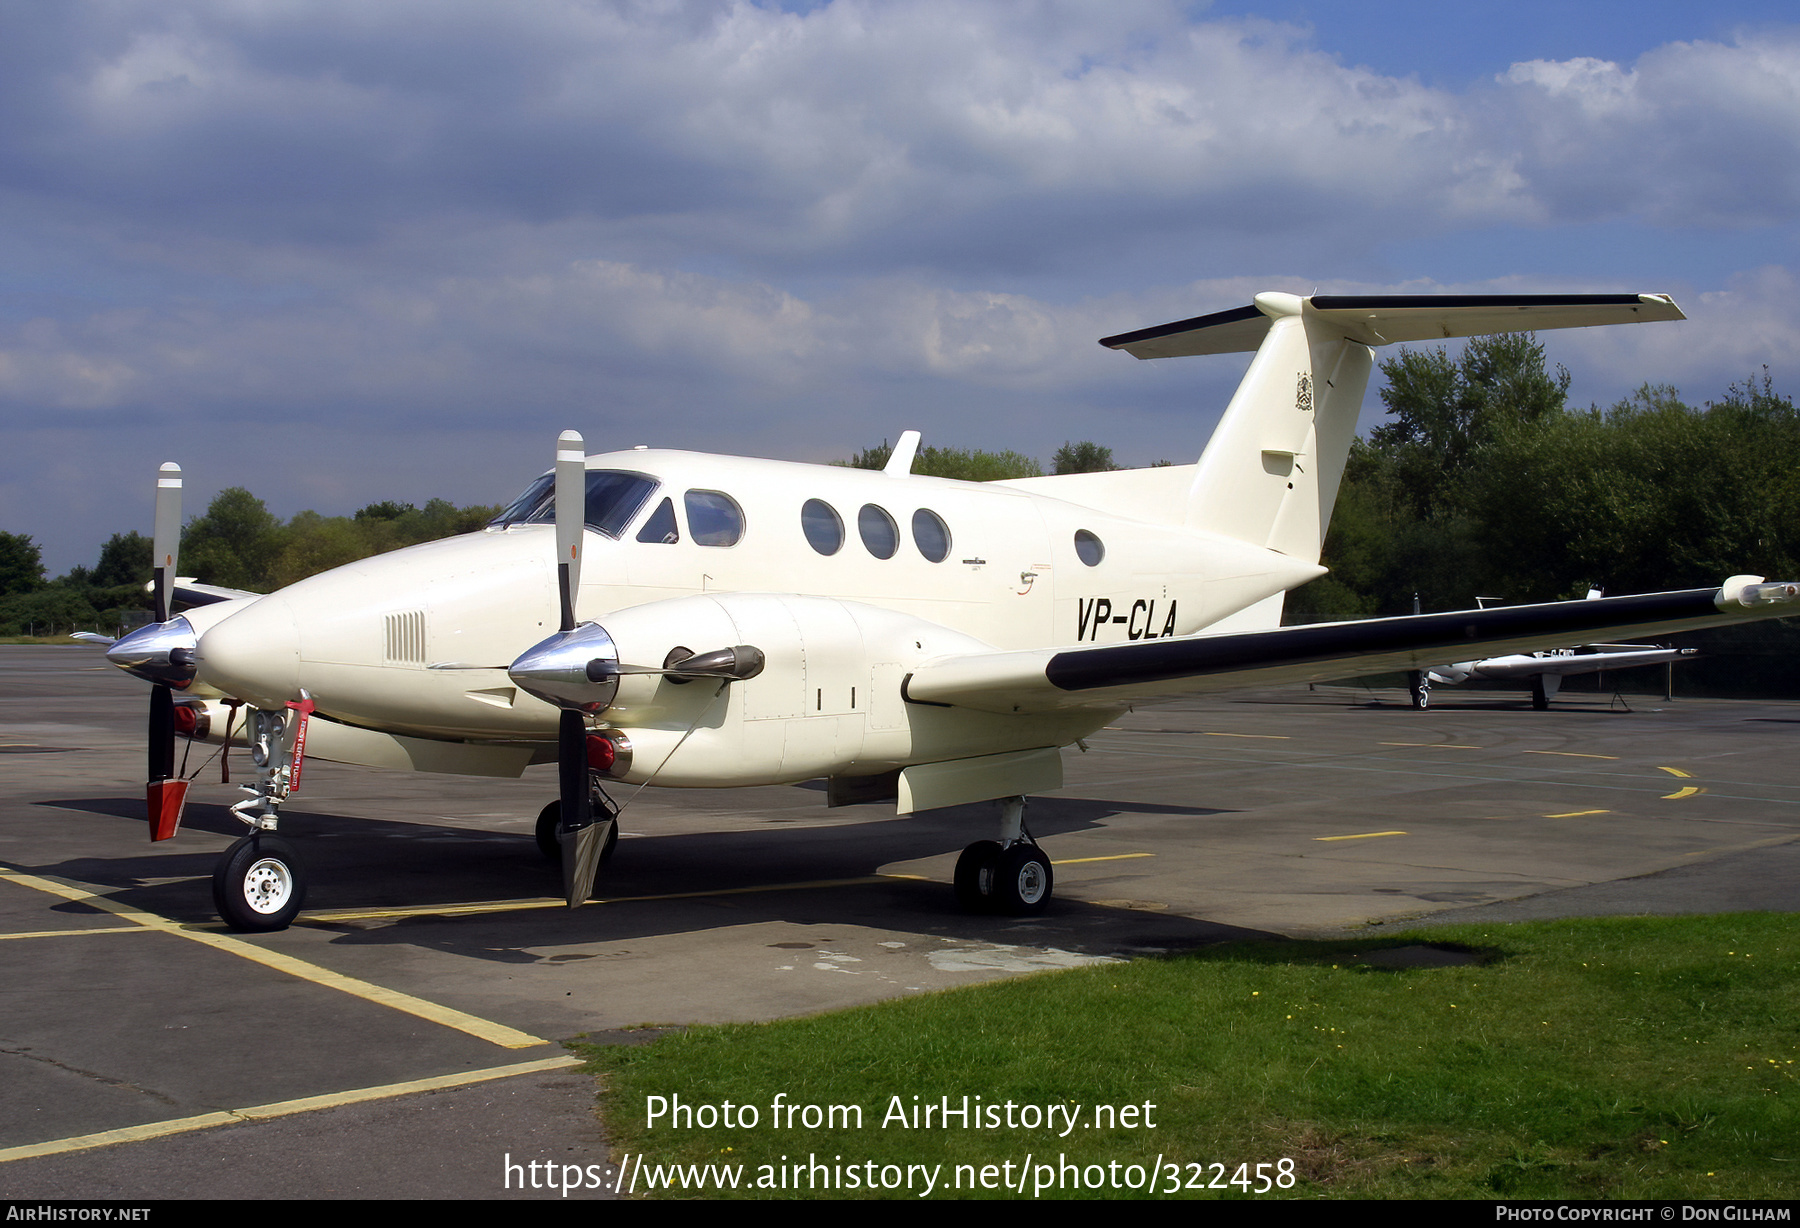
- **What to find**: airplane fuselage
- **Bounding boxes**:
[187,448,1316,790]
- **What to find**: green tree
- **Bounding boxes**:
[354,500,417,522]
[92,531,152,589]
[0,584,100,636]
[1052,441,1118,474]
[840,443,1043,480]
[1370,332,1570,519]
[181,488,283,591]
[0,531,44,598]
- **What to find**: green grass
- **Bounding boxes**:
[576,914,1798,1199]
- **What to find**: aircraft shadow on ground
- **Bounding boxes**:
[31,791,1269,961]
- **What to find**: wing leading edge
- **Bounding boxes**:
[904,578,1798,714]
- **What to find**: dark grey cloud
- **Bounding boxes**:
[4,1,1799,573]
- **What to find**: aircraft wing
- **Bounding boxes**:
[1467,646,1696,680]
[904,578,1792,714]
[172,579,263,607]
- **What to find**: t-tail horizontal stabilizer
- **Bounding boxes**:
[1082,290,1686,580]
[1099,293,1685,360]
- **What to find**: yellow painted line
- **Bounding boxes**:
[1203,732,1291,740]
[1526,750,1619,760]
[1314,831,1407,841]
[1051,853,1155,865]
[1380,742,1480,750]
[0,1056,580,1165]
[309,875,894,922]
[0,926,153,941]
[309,898,564,922]
[1663,786,1705,800]
[1544,810,1610,819]
[1658,766,1693,778]
[0,867,546,1050]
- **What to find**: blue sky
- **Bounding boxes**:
[5,0,1800,573]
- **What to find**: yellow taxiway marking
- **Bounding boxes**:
[1380,742,1481,750]
[0,1055,580,1165]
[1663,786,1704,800]
[1203,732,1291,740]
[1544,810,1610,819]
[1658,766,1693,778]
[0,925,153,941]
[1526,750,1620,760]
[0,867,547,1050]
[1314,831,1407,841]
[1051,853,1156,865]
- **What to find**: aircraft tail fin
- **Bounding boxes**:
[1099,292,1683,565]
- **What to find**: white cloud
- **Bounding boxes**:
[7,2,1800,572]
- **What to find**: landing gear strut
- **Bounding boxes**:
[1408,670,1430,710]
[954,796,1053,916]
[213,704,310,932]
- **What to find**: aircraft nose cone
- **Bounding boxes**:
[105,616,198,687]
[195,597,300,708]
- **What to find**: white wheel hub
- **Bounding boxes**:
[1015,860,1046,904]
[242,857,294,915]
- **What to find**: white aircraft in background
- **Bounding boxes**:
[1409,643,1698,709]
[100,290,1800,932]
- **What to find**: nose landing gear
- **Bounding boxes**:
[213,702,311,932]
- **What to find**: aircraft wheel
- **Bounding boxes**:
[1531,678,1550,710]
[535,801,562,860]
[535,801,618,864]
[213,834,306,932]
[990,844,1054,916]
[953,840,1002,912]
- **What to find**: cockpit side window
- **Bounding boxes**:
[489,470,660,539]
[685,490,744,547]
[491,473,553,527]
[636,497,679,544]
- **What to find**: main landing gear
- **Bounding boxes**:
[1408,670,1431,710]
[954,796,1053,916]
[535,789,620,868]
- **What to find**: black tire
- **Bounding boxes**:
[535,801,562,860]
[990,844,1053,916]
[953,840,1002,912]
[212,834,305,932]
[1531,677,1550,710]
[535,800,619,864]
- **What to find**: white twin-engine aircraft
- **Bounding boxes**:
[104,291,1800,932]
[1411,645,1699,710]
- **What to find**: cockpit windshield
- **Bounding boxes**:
[488,470,660,539]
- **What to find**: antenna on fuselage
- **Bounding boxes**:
[884,430,921,477]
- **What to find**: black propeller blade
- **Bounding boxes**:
[551,431,607,907]
[147,462,189,840]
